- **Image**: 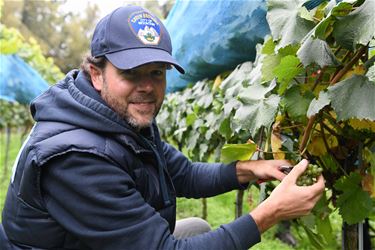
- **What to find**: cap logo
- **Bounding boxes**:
[129,11,161,45]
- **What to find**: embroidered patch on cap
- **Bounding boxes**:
[129,11,161,45]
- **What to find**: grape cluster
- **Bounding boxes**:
[296,164,323,186]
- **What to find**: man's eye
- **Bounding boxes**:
[121,70,136,76]
[152,70,164,76]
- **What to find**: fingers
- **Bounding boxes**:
[311,174,325,194]
[274,160,292,167]
[268,160,292,181]
[273,170,287,181]
[285,159,309,183]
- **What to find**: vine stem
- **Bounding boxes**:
[330,45,368,86]
[299,114,316,155]
[299,44,368,155]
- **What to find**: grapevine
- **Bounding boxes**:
[158,0,375,248]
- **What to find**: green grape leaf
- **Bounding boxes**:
[266,0,315,48]
[186,129,200,150]
[248,63,263,86]
[273,55,304,94]
[334,172,373,224]
[277,44,300,57]
[300,222,326,250]
[327,75,375,121]
[330,2,352,17]
[237,80,277,104]
[297,31,340,67]
[199,143,209,161]
[307,91,331,118]
[220,143,257,163]
[261,54,281,82]
[314,2,353,40]
[220,62,253,91]
[319,153,339,172]
[332,0,375,50]
[195,84,213,109]
[261,37,276,55]
[223,98,241,116]
[261,44,300,83]
[274,55,303,81]
[186,113,197,126]
[316,216,336,248]
[284,85,315,122]
[314,16,335,40]
[234,94,280,137]
[218,117,232,141]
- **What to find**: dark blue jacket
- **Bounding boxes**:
[1,70,260,249]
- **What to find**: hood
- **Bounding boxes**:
[31,70,136,135]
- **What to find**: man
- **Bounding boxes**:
[1,5,324,250]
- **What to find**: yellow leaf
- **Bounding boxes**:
[362,173,374,198]
[307,133,338,156]
[342,65,366,80]
[275,114,284,123]
[271,120,285,159]
[349,119,375,132]
[212,75,222,91]
[308,135,327,156]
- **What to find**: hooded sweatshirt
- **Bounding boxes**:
[1,70,260,249]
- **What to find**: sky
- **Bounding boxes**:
[60,0,166,18]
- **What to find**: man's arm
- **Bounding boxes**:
[162,142,245,198]
[163,143,325,235]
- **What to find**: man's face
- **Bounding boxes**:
[91,61,167,130]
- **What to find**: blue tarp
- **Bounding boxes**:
[0,54,49,105]
[165,0,270,92]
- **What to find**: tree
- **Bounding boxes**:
[2,0,100,73]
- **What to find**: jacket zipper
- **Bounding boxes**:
[140,136,171,207]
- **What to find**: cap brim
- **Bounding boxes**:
[105,48,185,74]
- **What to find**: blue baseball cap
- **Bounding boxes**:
[91,5,184,74]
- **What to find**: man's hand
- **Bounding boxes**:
[249,159,325,233]
[236,159,292,184]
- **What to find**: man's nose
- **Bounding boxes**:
[137,76,155,91]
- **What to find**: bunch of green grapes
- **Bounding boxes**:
[296,164,323,186]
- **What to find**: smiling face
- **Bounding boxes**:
[90,61,168,130]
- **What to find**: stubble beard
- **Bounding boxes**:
[101,78,160,130]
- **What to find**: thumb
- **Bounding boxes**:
[286,159,309,183]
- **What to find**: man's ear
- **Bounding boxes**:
[89,64,104,92]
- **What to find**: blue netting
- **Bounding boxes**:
[0,54,49,105]
[165,0,270,92]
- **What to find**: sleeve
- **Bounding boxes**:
[41,152,260,250]
[162,142,248,198]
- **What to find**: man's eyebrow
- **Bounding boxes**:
[117,68,134,73]
[153,63,171,69]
